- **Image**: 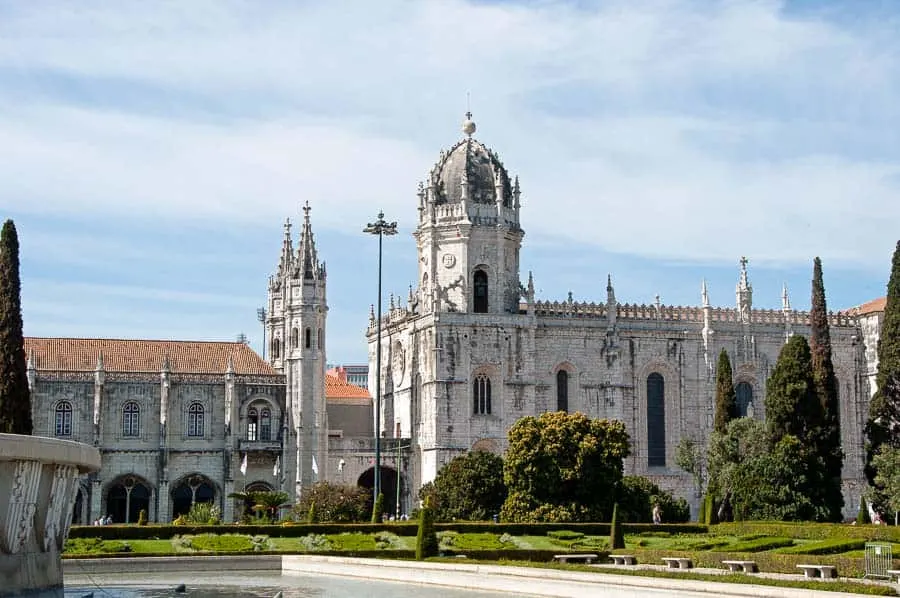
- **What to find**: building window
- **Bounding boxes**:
[187,403,205,437]
[272,337,281,359]
[473,270,488,313]
[122,402,140,437]
[317,328,322,349]
[473,374,492,415]
[291,328,299,349]
[736,382,753,418]
[305,327,311,349]
[557,370,569,412]
[55,401,72,437]
[647,373,665,467]
[247,408,258,441]
[260,408,271,441]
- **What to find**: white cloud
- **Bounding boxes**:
[1,0,898,269]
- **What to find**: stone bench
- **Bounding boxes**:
[553,553,599,564]
[796,564,837,579]
[722,560,758,573]
[609,554,637,565]
[662,557,693,570]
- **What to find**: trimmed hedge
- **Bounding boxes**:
[627,547,869,577]
[725,537,795,553]
[68,522,707,541]
[776,538,868,556]
[714,521,900,543]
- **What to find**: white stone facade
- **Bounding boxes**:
[367,115,875,519]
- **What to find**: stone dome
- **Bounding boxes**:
[428,120,513,207]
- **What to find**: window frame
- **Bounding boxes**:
[55,401,73,437]
[187,402,205,438]
[122,401,140,438]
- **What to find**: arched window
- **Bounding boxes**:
[122,402,140,437]
[736,382,754,418]
[473,374,492,415]
[260,408,271,441]
[473,270,488,313]
[305,327,311,349]
[291,328,299,349]
[247,408,258,441]
[557,370,569,412]
[55,401,72,437]
[187,403,205,437]
[317,328,323,349]
[272,337,281,359]
[647,373,665,467]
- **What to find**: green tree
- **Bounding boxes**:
[765,335,819,444]
[617,476,690,523]
[415,496,438,560]
[371,493,384,523]
[809,257,845,521]
[500,411,630,522]
[0,220,32,435]
[873,445,900,521]
[867,241,900,482]
[713,349,738,435]
[675,436,706,502]
[294,481,370,523]
[609,503,625,550]
[430,450,506,521]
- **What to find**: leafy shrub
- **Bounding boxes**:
[427,450,506,522]
[374,531,402,549]
[725,537,794,552]
[64,537,133,554]
[416,497,438,559]
[858,496,872,525]
[371,493,384,523]
[182,502,220,525]
[445,533,505,550]
[294,482,370,523]
[776,538,866,555]
[189,533,253,552]
[172,516,187,526]
[329,532,377,551]
[617,476,691,524]
[170,535,193,552]
[137,510,147,526]
[548,530,584,540]
[300,533,332,551]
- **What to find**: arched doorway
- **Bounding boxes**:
[72,487,85,525]
[236,481,274,521]
[358,466,404,519]
[106,475,152,524]
[171,474,216,519]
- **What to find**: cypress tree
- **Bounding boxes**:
[867,241,900,480]
[415,496,438,560]
[0,219,32,435]
[371,492,384,523]
[809,257,844,521]
[609,502,625,550]
[765,335,818,444]
[713,349,738,434]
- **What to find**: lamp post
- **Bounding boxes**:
[364,211,397,507]
[257,307,267,359]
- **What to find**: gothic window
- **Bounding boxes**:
[473,374,492,415]
[647,373,665,467]
[55,401,72,437]
[272,338,281,359]
[187,403,205,437]
[473,270,488,313]
[260,408,271,441]
[317,328,322,349]
[305,327,311,349]
[291,328,299,349]
[122,401,140,437]
[736,382,753,418]
[557,370,569,412]
[247,408,258,441]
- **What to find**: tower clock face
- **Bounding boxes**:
[442,254,456,268]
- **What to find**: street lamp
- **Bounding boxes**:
[363,211,397,507]
[257,307,267,359]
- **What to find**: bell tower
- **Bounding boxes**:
[266,202,328,501]
[413,113,524,315]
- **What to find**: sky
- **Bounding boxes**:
[3,0,900,365]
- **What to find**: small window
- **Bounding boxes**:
[260,408,271,441]
[305,327,311,349]
[473,374,492,415]
[291,328,299,349]
[473,270,488,313]
[272,338,281,359]
[188,403,205,437]
[248,407,258,441]
[122,402,140,437]
[55,401,73,437]
[736,382,753,417]
[317,328,323,349]
[557,370,569,412]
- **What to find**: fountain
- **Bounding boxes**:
[1,433,101,597]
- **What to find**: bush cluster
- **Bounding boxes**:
[776,538,867,556]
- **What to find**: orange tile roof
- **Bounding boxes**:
[848,297,887,316]
[325,373,371,402]
[24,337,276,375]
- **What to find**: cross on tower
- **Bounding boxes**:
[740,256,749,270]
[302,201,311,221]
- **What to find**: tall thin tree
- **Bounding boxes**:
[0,219,32,434]
[714,349,738,435]
[809,257,844,520]
[867,241,900,482]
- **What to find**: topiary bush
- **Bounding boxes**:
[137,509,148,526]
[416,497,438,560]
[609,503,625,550]
[858,496,872,525]
[371,493,384,524]
[189,533,254,552]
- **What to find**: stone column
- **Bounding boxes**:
[89,478,102,523]
[156,480,170,523]
[223,479,235,522]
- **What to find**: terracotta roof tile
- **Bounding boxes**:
[325,373,371,401]
[847,297,887,316]
[24,337,275,375]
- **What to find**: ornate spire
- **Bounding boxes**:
[462,111,476,137]
[27,348,36,371]
[782,282,791,311]
[782,282,793,342]
[701,279,709,308]
[95,351,105,372]
[295,201,322,280]
[277,217,293,278]
[606,274,616,305]
[226,354,235,375]
[736,256,753,324]
[161,354,171,373]
[606,275,617,331]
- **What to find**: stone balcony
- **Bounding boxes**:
[1,433,101,597]
[238,438,282,452]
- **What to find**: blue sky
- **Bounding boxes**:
[3,0,899,364]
